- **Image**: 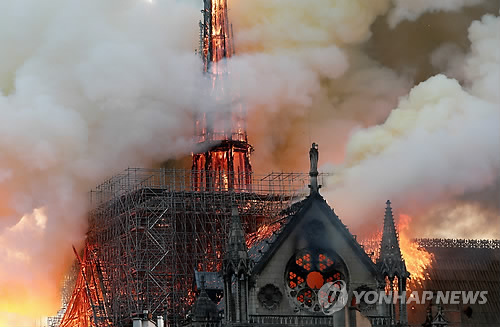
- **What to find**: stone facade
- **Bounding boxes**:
[186,145,409,327]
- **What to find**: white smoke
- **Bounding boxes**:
[0,0,498,324]
[0,0,202,324]
[325,12,500,237]
[228,0,412,171]
[465,13,500,103]
[388,0,485,27]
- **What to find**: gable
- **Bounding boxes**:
[250,193,377,276]
[247,193,381,316]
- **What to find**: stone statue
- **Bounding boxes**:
[309,143,320,194]
[309,143,319,175]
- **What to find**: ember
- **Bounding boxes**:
[246,221,283,248]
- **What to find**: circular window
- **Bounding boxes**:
[285,250,345,312]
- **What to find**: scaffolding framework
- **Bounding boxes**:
[79,168,325,326]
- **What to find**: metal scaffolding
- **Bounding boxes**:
[80,168,324,326]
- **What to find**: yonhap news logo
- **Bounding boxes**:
[351,290,488,306]
[317,279,488,315]
[318,280,348,314]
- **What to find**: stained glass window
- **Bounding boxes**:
[285,250,345,311]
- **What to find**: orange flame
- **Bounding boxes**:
[360,214,434,290]
[246,222,281,248]
[398,214,434,288]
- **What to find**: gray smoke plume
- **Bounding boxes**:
[324,12,500,237]
[0,0,498,324]
[388,0,486,27]
[0,0,202,323]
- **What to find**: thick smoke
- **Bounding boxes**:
[0,0,202,324]
[417,177,500,238]
[324,13,500,237]
[227,0,499,240]
[228,0,412,171]
[0,0,498,325]
[388,0,485,27]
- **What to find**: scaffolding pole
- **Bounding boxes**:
[62,168,327,327]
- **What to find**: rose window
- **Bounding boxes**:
[285,250,344,312]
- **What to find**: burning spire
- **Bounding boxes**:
[192,0,253,191]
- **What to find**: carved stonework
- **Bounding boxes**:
[415,238,500,249]
[258,284,283,310]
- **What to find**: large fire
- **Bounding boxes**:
[398,214,434,288]
[361,214,434,290]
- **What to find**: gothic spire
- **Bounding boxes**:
[225,206,248,267]
[377,201,409,326]
[223,207,250,323]
[377,200,408,280]
[381,200,402,259]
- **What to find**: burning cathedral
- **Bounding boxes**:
[52,1,500,327]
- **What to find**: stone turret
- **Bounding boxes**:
[377,200,409,326]
[378,200,407,279]
[223,207,250,325]
[225,207,249,266]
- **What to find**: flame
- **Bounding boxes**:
[359,229,382,262]
[246,222,282,248]
[398,214,434,288]
[360,214,434,289]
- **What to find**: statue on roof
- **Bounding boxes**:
[309,143,319,175]
[309,143,320,194]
